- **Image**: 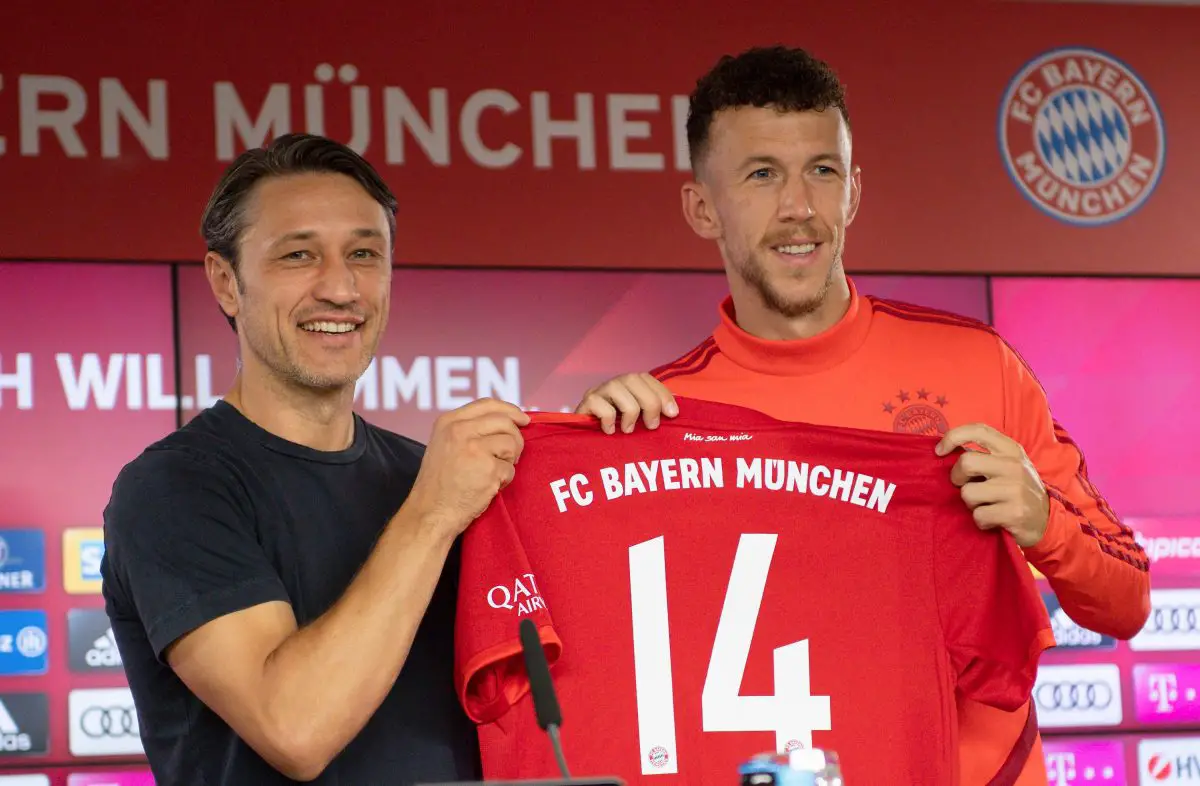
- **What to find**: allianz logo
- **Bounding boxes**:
[1050,607,1105,648]
[86,628,122,668]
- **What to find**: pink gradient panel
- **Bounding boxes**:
[0,263,178,528]
[991,278,1200,520]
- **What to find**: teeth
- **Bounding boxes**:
[301,321,358,334]
[776,243,817,255]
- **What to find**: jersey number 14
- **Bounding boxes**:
[627,533,832,776]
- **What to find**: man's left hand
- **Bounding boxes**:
[935,423,1050,548]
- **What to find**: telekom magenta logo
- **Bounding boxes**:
[1135,665,1200,724]
[1042,739,1126,786]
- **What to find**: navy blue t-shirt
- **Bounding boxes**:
[102,401,480,785]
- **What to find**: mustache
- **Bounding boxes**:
[762,228,830,246]
[295,306,367,322]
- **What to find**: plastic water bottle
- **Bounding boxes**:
[738,748,844,786]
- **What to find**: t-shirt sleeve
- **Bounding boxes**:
[102,446,291,662]
[934,494,1056,712]
[454,492,561,725]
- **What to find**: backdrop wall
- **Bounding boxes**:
[1,1,1199,784]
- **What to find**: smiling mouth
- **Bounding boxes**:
[299,321,361,334]
[772,242,818,256]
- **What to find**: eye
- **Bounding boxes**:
[748,167,774,181]
[282,250,312,260]
[350,248,379,259]
[814,165,838,176]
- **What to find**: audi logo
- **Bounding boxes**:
[79,706,139,738]
[1035,681,1114,711]
[1145,606,1200,634]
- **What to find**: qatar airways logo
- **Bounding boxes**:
[487,574,546,617]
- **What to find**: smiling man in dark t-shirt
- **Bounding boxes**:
[101,133,529,785]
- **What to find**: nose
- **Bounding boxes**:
[311,254,359,306]
[777,179,816,222]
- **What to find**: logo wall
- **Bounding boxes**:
[68,688,144,757]
[999,47,1165,226]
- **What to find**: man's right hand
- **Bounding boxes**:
[409,398,531,535]
[574,372,678,435]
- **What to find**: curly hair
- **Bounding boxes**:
[686,45,849,172]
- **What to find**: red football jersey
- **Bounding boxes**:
[455,397,1054,785]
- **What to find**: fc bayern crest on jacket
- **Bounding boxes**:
[998,47,1166,227]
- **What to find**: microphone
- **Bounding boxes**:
[519,617,570,779]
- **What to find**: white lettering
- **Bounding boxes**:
[850,474,873,507]
[607,94,663,171]
[382,356,432,411]
[531,92,596,169]
[829,469,854,502]
[601,466,623,500]
[100,78,169,159]
[867,478,897,513]
[809,466,831,497]
[679,458,700,489]
[124,353,143,410]
[702,458,723,488]
[20,75,87,157]
[638,461,660,492]
[460,89,521,168]
[737,457,762,488]
[214,82,290,161]
[141,355,176,410]
[661,459,680,491]
[476,356,520,406]
[550,474,593,512]
[194,354,221,409]
[57,353,123,411]
[384,87,450,165]
[672,94,690,171]
[0,353,34,409]
[435,356,473,410]
[623,462,648,495]
[0,571,34,590]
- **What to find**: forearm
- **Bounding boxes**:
[259,504,457,773]
[1026,495,1151,639]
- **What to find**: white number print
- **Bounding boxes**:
[628,534,831,776]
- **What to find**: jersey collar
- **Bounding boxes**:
[712,276,874,376]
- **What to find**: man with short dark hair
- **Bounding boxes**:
[576,46,1150,785]
[103,133,528,784]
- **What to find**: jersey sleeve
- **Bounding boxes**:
[994,335,1151,640]
[934,495,1056,712]
[102,447,291,662]
[455,491,561,725]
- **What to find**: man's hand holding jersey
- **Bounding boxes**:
[936,423,1050,548]
[575,373,678,434]
[573,374,1050,547]
[408,398,531,537]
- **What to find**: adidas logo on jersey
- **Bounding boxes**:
[85,628,122,669]
[0,699,31,753]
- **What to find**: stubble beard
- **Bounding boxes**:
[736,236,844,319]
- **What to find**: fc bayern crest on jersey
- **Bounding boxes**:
[998,47,1165,226]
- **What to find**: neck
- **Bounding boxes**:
[728,274,853,341]
[224,362,357,452]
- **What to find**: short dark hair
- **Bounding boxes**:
[200,133,398,331]
[686,45,849,173]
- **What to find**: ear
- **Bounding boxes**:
[681,179,722,240]
[846,166,863,227]
[205,251,240,324]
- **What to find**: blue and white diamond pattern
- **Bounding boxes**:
[1035,87,1131,186]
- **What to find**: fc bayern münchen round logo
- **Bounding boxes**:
[998,47,1165,226]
